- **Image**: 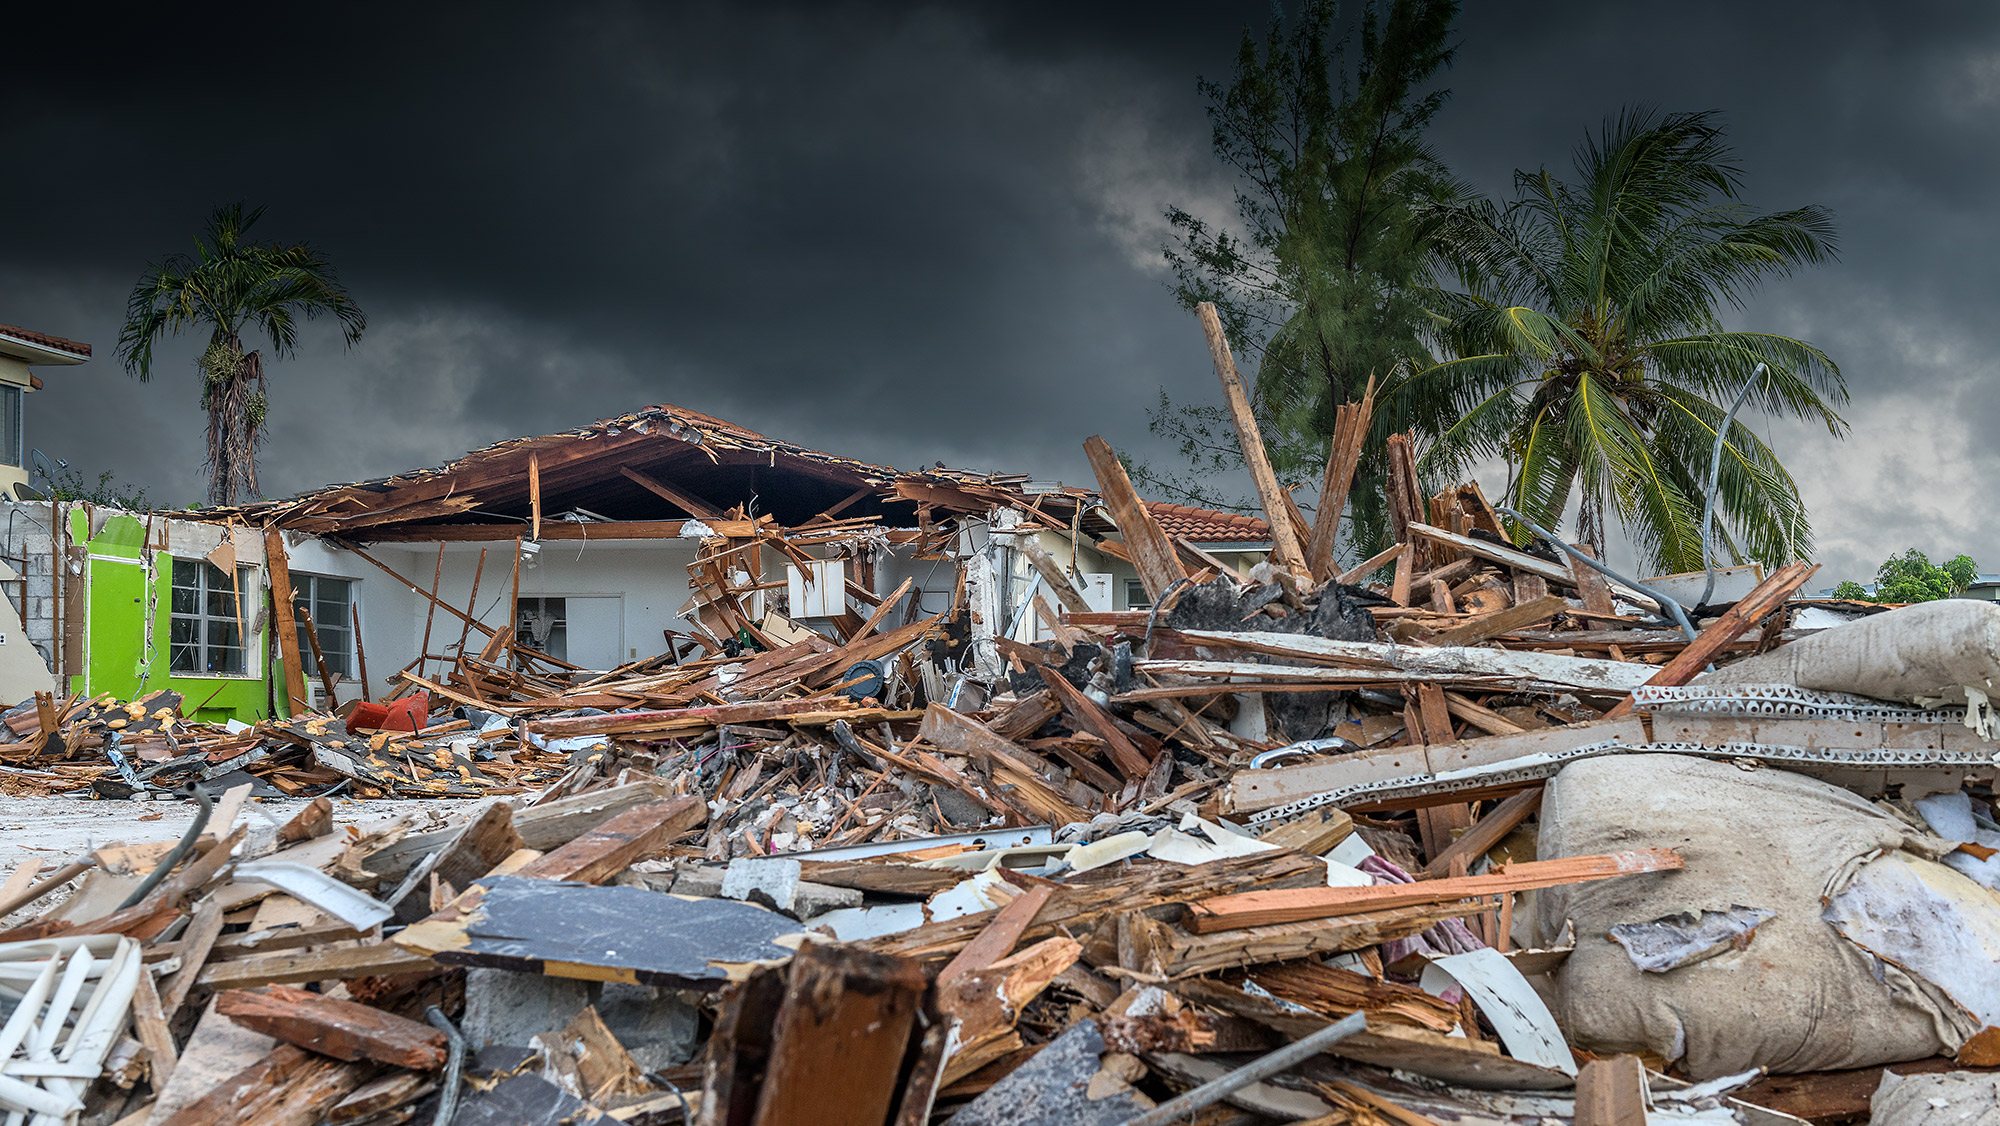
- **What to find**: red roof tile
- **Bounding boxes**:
[0,324,90,358]
[1144,501,1271,543]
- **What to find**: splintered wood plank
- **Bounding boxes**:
[510,796,706,885]
[1420,786,1543,879]
[563,1005,646,1103]
[1576,1054,1648,1126]
[1605,561,1821,718]
[1182,848,1684,933]
[150,1000,282,1125]
[197,943,437,989]
[917,705,1090,825]
[218,984,446,1069]
[132,967,178,1090]
[159,897,225,1016]
[1568,548,1616,616]
[275,797,334,845]
[1428,594,1569,647]
[1038,669,1151,781]
[1194,302,1306,571]
[1082,435,1186,603]
[1255,807,1354,855]
[1337,543,1405,586]
[429,801,527,892]
[265,527,310,715]
[749,943,929,1126]
[937,884,1055,986]
[1305,375,1375,582]
[1021,541,1092,614]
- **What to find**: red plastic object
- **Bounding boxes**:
[345,693,429,735]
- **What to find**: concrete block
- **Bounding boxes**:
[718,857,861,919]
[594,983,700,1071]
[668,866,724,898]
[461,967,593,1049]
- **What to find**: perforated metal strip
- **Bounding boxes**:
[1244,738,1998,826]
[1629,683,1965,724]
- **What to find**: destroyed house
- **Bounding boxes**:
[0,403,1270,723]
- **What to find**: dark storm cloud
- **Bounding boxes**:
[2,1,1996,583]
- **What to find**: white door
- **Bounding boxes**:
[560,596,625,671]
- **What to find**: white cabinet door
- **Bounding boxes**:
[560,595,625,672]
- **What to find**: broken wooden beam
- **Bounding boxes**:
[1181,848,1683,932]
[217,984,448,1069]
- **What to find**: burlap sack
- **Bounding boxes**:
[1538,754,1976,1077]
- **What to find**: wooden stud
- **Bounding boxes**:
[620,464,723,519]
[264,527,310,716]
[1182,848,1685,932]
[529,452,542,543]
[351,602,371,702]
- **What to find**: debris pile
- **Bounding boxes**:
[8,317,2000,1122]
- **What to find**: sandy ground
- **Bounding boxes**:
[0,793,484,924]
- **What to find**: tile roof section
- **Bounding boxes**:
[0,324,91,357]
[1145,501,1270,543]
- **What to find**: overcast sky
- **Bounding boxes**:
[2,1,1994,585]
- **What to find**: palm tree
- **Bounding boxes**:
[119,204,366,506]
[1411,109,1845,573]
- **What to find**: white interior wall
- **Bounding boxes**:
[284,537,706,704]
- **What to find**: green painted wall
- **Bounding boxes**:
[71,511,279,724]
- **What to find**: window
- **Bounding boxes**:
[292,574,356,678]
[170,559,249,675]
[517,596,567,662]
[1125,579,1151,611]
[0,385,21,468]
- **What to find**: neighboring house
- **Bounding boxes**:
[0,324,91,498]
[0,402,1271,721]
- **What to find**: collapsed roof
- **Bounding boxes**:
[206,403,1128,542]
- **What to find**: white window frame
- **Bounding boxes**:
[169,558,255,678]
[291,573,357,678]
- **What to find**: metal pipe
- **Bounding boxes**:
[1699,363,1768,609]
[426,1005,467,1126]
[1493,505,1699,642]
[114,783,212,912]
[1116,1012,1367,1126]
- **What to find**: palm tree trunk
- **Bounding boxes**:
[1578,490,1607,566]
[204,336,238,507]
[233,350,264,502]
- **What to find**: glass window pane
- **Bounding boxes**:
[210,645,243,675]
[207,586,237,618]
[170,586,197,615]
[169,618,197,644]
[169,642,197,672]
[172,559,199,588]
[0,386,20,468]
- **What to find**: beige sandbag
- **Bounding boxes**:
[1538,754,1978,1078]
[1872,1071,2000,1126]
[1699,600,2000,724]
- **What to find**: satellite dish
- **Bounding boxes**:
[11,483,42,502]
[28,450,56,495]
